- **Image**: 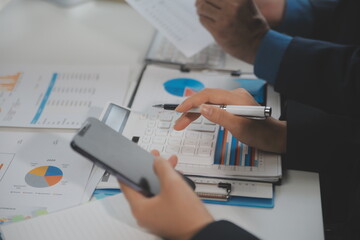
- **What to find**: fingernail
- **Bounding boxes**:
[200,104,212,117]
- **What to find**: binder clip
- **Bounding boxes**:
[195,181,232,201]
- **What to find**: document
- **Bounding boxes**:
[125,0,214,57]
[0,206,48,226]
[0,65,130,129]
[0,131,99,220]
[127,65,282,183]
[0,194,160,240]
[131,65,240,113]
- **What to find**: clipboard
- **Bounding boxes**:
[97,63,281,208]
[92,178,274,208]
[188,176,274,208]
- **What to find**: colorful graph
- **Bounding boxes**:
[163,78,204,97]
[214,129,258,167]
[0,72,21,91]
[0,208,48,225]
[25,166,63,188]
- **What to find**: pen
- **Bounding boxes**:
[152,104,272,120]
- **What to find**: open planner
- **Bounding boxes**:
[98,64,282,208]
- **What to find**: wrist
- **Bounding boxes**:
[242,117,287,153]
[274,120,287,153]
[254,30,292,84]
[239,13,270,64]
[247,25,269,64]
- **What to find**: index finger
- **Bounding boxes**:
[175,88,249,113]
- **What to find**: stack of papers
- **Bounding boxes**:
[0,65,129,129]
[0,64,130,226]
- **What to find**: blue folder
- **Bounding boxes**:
[234,78,267,105]
[93,189,274,208]
[202,195,274,208]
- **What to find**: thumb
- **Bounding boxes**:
[153,157,180,189]
[200,104,239,130]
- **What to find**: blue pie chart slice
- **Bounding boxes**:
[163,78,205,97]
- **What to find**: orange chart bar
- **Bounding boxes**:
[0,72,21,91]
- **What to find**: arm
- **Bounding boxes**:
[275,0,314,37]
[194,0,338,65]
[195,0,345,89]
[308,0,340,40]
[283,100,360,232]
[191,220,259,240]
[274,38,360,115]
[283,100,359,172]
[260,0,360,114]
[256,0,339,38]
[255,0,314,38]
[255,4,360,112]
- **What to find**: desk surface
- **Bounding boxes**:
[0,0,324,239]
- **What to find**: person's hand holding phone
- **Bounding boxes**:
[119,150,214,240]
[174,88,287,154]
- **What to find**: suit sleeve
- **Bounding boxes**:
[276,0,314,37]
[275,37,360,116]
[283,100,359,171]
[190,220,259,240]
[309,0,340,40]
[255,0,355,93]
[283,100,360,227]
[276,0,339,38]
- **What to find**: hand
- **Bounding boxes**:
[174,88,287,153]
[254,0,286,27]
[195,0,270,64]
[120,150,214,240]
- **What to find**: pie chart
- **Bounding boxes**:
[163,78,204,97]
[25,166,63,188]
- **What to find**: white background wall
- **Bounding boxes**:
[0,0,12,10]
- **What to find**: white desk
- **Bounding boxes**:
[0,0,324,239]
[0,0,154,87]
[207,170,324,240]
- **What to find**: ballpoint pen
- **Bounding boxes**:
[152,104,272,120]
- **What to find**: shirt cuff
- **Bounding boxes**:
[276,0,314,37]
[254,30,292,85]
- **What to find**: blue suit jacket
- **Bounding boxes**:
[275,0,360,239]
[192,1,360,239]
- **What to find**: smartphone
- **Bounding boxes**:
[70,117,160,197]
